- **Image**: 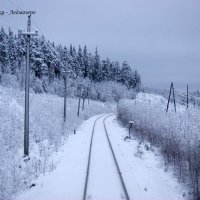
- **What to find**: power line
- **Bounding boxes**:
[6,0,37,32]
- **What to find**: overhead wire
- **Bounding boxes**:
[6,0,68,70]
[6,0,42,32]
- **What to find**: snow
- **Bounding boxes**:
[0,86,114,200]
[135,92,186,112]
[87,116,124,200]
[17,115,102,200]
[106,115,185,200]
[136,92,167,106]
[17,114,185,200]
[118,92,199,199]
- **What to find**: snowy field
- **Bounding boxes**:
[0,86,114,200]
[118,92,200,199]
[0,87,196,200]
[17,115,185,200]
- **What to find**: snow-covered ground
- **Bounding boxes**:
[17,115,185,200]
[118,92,200,199]
[106,115,185,200]
[0,86,114,200]
[135,92,186,112]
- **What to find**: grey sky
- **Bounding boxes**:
[1,0,200,89]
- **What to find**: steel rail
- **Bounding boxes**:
[103,115,131,200]
[83,114,131,200]
[83,115,105,200]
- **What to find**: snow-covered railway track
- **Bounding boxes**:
[83,114,130,200]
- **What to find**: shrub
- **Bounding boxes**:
[118,93,200,200]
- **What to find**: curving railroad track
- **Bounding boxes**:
[83,114,131,200]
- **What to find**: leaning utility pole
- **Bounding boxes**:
[172,83,176,113]
[166,82,173,112]
[19,15,38,157]
[166,82,176,113]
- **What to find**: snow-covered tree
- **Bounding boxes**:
[83,45,88,78]
[0,27,141,95]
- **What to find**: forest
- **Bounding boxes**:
[0,27,141,99]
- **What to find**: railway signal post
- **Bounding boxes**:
[128,121,134,138]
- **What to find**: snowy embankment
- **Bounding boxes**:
[118,93,200,200]
[17,115,185,200]
[0,86,114,200]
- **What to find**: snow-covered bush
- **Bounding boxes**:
[1,74,20,89]
[31,77,44,93]
[45,78,64,96]
[118,93,200,200]
[89,81,133,102]
[42,78,134,103]
[0,86,114,200]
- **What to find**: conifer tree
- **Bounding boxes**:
[83,45,88,78]
[0,27,141,93]
[92,48,102,82]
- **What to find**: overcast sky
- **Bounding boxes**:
[1,0,200,89]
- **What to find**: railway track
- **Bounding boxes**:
[83,114,130,200]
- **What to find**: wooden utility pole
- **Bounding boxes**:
[166,82,176,113]
[187,84,189,109]
[166,82,173,112]
[87,87,90,104]
[82,98,85,110]
[19,15,38,157]
[77,85,82,117]
[63,69,70,121]
[172,83,176,112]
[77,97,81,117]
[63,71,67,121]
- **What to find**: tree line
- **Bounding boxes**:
[0,27,141,95]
